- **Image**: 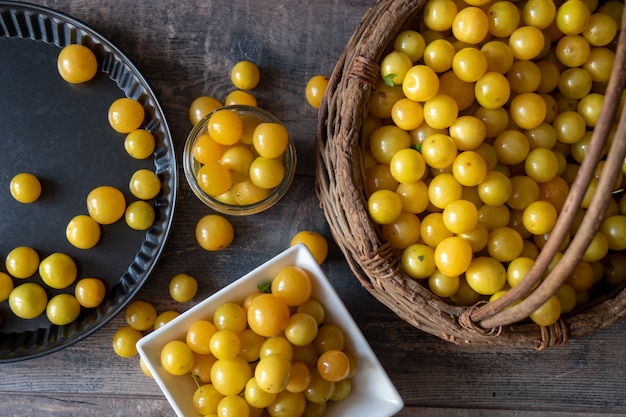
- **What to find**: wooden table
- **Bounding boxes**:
[2,1,626,416]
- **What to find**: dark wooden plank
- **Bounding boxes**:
[2,394,626,417]
[0,394,173,417]
[396,409,626,417]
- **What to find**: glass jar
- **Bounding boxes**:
[183,105,296,215]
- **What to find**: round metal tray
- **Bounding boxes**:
[0,1,177,362]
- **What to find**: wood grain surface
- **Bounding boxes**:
[1,1,626,416]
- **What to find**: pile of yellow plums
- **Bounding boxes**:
[361,0,626,326]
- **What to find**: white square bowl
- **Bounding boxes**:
[137,244,404,417]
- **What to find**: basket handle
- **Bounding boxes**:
[468,9,626,329]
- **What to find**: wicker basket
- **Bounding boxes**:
[315,0,626,349]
